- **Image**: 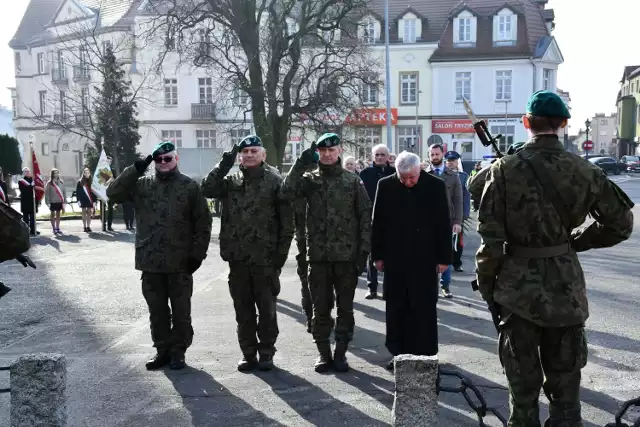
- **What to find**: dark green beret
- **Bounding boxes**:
[506,141,526,155]
[526,90,571,119]
[152,141,176,157]
[238,135,263,149]
[316,133,341,148]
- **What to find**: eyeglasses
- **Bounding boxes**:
[154,156,175,163]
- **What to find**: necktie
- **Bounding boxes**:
[437,169,442,176]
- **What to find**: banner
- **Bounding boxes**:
[91,149,113,202]
[30,148,45,202]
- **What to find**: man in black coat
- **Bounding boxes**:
[371,151,452,370]
[359,144,395,300]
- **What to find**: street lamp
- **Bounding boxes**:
[585,118,591,160]
[414,90,422,154]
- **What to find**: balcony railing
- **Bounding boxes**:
[53,113,70,123]
[72,65,91,82]
[75,113,90,126]
[191,103,216,120]
[51,68,68,85]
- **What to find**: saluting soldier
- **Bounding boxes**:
[107,142,212,371]
[202,135,293,372]
[476,90,634,426]
[283,133,371,373]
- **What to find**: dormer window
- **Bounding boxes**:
[493,9,517,45]
[398,11,422,43]
[404,19,416,43]
[453,11,476,45]
[363,21,376,44]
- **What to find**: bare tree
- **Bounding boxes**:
[24,3,160,173]
[140,0,381,166]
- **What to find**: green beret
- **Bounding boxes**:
[152,141,176,157]
[238,135,263,149]
[316,133,340,148]
[526,90,571,119]
[506,141,527,155]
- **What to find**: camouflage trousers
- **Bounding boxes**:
[141,272,194,356]
[499,312,588,427]
[296,253,312,325]
[308,262,358,344]
[228,262,281,358]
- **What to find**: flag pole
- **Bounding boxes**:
[29,136,37,236]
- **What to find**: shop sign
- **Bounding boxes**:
[432,119,475,133]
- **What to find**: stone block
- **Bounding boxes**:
[10,353,67,427]
[392,354,438,426]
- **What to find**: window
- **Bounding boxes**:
[543,69,552,90]
[11,95,17,118]
[458,18,471,42]
[357,127,381,159]
[599,130,607,136]
[42,142,50,156]
[81,87,90,112]
[56,50,65,75]
[233,88,249,106]
[161,130,183,148]
[164,78,178,106]
[59,90,66,116]
[498,15,512,40]
[361,78,378,105]
[39,91,47,115]
[198,29,210,57]
[102,40,112,55]
[37,53,45,74]
[198,77,213,104]
[490,125,515,153]
[455,72,471,102]
[601,119,608,125]
[363,21,376,44]
[397,126,421,154]
[230,129,250,147]
[196,129,216,148]
[495,70,512,101]
[165,36,175,50]
[403,19,416,43]
[400,73,418,104]
[14,52,21,74]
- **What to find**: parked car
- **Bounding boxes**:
[588,157,626,175]
[620,155,640,172]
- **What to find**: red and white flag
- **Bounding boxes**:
[0,185,5,202]
[31,149,45,202]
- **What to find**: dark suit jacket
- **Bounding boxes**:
[371,170,452,268]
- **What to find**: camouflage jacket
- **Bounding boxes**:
[467,165,492,203]
[477,135,634,327]
[282,159,372,262]
[202,162,293,265]
[0,200,30,263]
[294,197,307,254]
[106,166,212,273]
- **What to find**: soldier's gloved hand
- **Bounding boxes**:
[15,254,36,269]
[220,144,240,169]
[273,252,288,270]
[135,155,153,174]
[299,142,319,165]
[356,252,369,275]
[188,258,203,274]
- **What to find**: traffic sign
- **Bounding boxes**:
[582,140,593,151]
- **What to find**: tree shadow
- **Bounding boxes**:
[162,367,286,427]
[255,368,389,426]
[331,366,394,409]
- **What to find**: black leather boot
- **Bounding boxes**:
[237,355,258,372]
[145,351,170,370]
[333,341,349,372]
[314,343,333,373]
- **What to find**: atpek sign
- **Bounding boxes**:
[432,119,475,133]
[299,108,398,126]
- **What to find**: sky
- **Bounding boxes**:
[0,0,638,135]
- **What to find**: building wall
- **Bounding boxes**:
[589,113,617,155]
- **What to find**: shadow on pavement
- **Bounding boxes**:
[164,367,286,426]
[255,368,388,426]
[54,234,81,243]
[28,236,61,251]
[87,232,135,243]
[332,366,394,409]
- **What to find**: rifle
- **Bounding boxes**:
[462,97,504,158]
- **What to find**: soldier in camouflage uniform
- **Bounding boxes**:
[467,141,526,203]
[202,135,293,372]
[283,133,371,373]
[294,191,313,332]
[476,90,634,427]
[107,142,212,371]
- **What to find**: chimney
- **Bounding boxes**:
[535,0,548,9]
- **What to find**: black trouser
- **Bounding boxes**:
[366,254,378,292]
[22,211,36,235]
[453,231,463,268]
[107,201,114,228]
[123,202,135,228]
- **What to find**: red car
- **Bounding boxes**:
[620,155,640,172]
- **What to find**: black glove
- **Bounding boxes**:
[134,155,153,174]
[299,142,319,165]
[487,302,501,333]
[188,258,203,274]
[273,253,288,270]
[220,144,240,169]
[15,254,36,269]
[356,252,369,275]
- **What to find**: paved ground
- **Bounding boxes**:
[0,175,639,426]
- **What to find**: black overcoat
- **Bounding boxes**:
[371,170,452,356]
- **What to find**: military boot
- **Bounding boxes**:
[258,353,274,371]
[237,355,258,372]
[169,353,186,370]
[145,351,170,370]
[333,341,350,373]
[314,342,333,373]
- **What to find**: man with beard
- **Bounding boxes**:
[107,142,212,370]
[425,144,462,298]
[359,144,395,300]
[202,135,293,371]
[371,151,451,370]
[283,133,371,372]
